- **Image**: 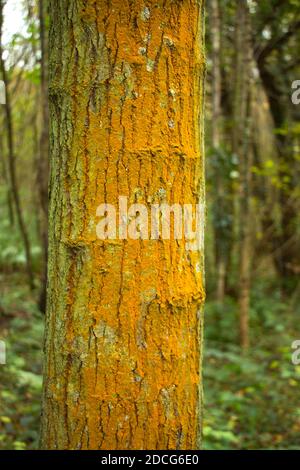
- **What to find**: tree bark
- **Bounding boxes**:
[41,0,206,450]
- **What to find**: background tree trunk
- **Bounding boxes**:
[210,0,226,303]
[37,0,49,312]
[256,56,300,296]
[232,0,253,350]
[41,0,206,450]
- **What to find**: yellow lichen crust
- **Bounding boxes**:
[41,0,206,450]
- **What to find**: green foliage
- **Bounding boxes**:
[0,192,42,273]
[203,283,300,449]
[0,277,43,450]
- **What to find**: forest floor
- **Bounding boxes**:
[204,284,300,449]
[1,273,300,450]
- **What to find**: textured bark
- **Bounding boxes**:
[41,0,206,450]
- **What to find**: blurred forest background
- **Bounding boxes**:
[0,0,300,450]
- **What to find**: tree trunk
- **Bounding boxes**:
[0,121,14,226]
[232,0,253,350]
[256,57,300,296]
[209,0,226,303]
[41,0,206,450]
[37,0,50,312]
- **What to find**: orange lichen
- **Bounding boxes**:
[41,0,205,450]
